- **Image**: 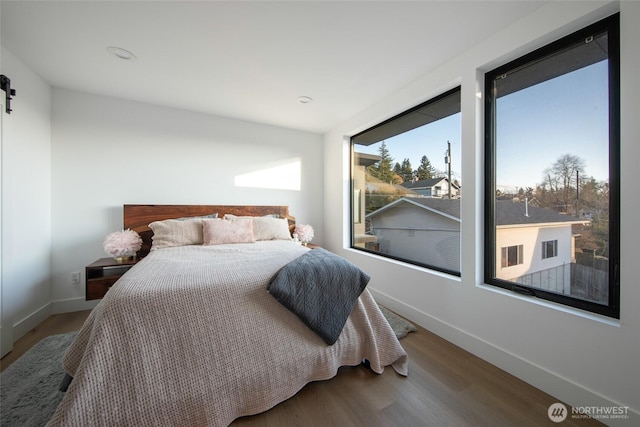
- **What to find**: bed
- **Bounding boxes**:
[48,205,408,426]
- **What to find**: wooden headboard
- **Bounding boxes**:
[123,204,296,258]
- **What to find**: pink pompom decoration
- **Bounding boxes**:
[293,224,314,244]
[103,229,142,257]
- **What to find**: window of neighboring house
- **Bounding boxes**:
[485,14,620,318]
[501,245,523,268]
[542,240,558,259]
[351,87,462,276]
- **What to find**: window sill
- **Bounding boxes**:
[346,246,462,283]
[476,283,621,327]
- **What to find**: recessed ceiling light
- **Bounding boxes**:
[297,96,313,104]
[107,47,137,61]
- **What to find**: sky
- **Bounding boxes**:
[355,60,609,192]
[495,60,609,191]
[355,112,462,183]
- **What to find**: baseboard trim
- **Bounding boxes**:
[0,323,14,358]
[13,302,52,341]
[51,297,99,314]
[369,288,639,426]
[5,298,97,345]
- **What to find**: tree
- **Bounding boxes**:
[394,158,413,183]
[415,155,436,180]
[538,154,611,260]
[543,154,586,214]
[367,141,396,184]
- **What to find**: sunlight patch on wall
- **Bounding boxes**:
[234,159,301,191]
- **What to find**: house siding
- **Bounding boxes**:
[496,225,574,295]
[369,204,460,272]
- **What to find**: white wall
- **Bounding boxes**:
[51,89,323,312]
[0,46,52,345]
[496,225,572,281]
[324,1,639,424]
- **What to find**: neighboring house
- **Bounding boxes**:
[401,177,460,198]
[366,197,587,281]
[366,197,461,273]
[352,152,381,246]
[494,200,587,296]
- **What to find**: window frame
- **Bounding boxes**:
[484,14,620,318]
[542,240,558,260]
[350,86,462,277]
[501,244,524,268]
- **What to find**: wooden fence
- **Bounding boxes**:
[570,263,608,304]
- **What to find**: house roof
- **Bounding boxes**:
[401,178,459,190]
[407,197,461,219]
[367,197,586,227]
[495,200,585,226]
[367,197,460,221]
[355,152,381,167]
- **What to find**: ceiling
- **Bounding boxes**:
[1,1,546,134]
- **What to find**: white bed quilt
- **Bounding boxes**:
[48,241,408,426]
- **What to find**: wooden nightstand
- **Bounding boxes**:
[85,257,139,300]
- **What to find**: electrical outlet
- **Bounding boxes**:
[71,272,81,285]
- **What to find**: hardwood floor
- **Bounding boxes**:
[1,310,602,426]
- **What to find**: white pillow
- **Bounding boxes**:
[149,218,203,250]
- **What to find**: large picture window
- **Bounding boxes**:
[484,14,620,318]
[351,87,461,276]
